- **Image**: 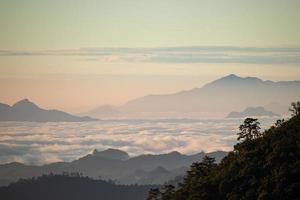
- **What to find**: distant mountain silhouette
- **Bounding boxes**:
[0,149,227,186]
[227,106,280,118]
[92,149,129,160]
[119,166,176,185]
[80,105,121,118]
[91,74,299,118]
[0,99,97,122]
[0,103,10,112]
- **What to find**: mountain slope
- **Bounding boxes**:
[0,99,97,122]
[119,74,300,117]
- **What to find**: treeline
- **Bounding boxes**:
[0,173,155,200]
[147,102,300,200]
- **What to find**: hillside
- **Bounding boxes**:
[147,114,300,199]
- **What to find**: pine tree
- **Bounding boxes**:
[147,188,161,200]
[237,118,261,141]
[289,101,300,116]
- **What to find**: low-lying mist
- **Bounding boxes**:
[0,118,277,165]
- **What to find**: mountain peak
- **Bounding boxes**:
[14,98,33,105]
[202,74,263,89]
[12,98,40,110]
[20,98,29,102]
[92,148,130,160]
[0,99,97,122]
[168,151,182,156]
[224,74,239,79]
[227,106,280,118]
[219,74,262,82]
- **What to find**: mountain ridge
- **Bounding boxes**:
[0,99,97,122]
[0,149,227,186]
[68,74,300,118]
[227,106,280,118]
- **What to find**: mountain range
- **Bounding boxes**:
[0,149,227,186]
[83,74,300,118]
[1,75,298,120]
[0,99,97,122]
[227,106,280,118]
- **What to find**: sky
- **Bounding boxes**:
[0,0,300,113]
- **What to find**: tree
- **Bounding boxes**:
[274,119,285,127]
[161,185,175,200]
[201,156,216,168]
[237,118,261,141]
[147,188,161,200]
[146,108,300,200]
[289,101,300,116]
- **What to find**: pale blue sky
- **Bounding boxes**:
[1,0,300,49]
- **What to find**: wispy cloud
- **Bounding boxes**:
[1,46,300,64]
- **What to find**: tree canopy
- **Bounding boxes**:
[289,101,300,116]
[237,118,261,141]
[148,114,300,200]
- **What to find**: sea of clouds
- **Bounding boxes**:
[0,118,276,165]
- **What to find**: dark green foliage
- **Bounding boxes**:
[148,115,300,200]
[147,188,161,200]
[289,101,300,116]
[0,173,155,200]
[161,185,175,200]
[274,119,285,127]
[237,118,261,141]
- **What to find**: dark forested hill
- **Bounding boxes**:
[147,113,300,200]
[0,173,154,200]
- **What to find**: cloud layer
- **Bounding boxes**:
[1,46,300,64]
[0,118,275,165]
